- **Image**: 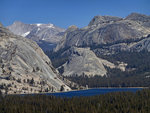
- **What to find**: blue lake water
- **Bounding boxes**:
[46,88,143,97]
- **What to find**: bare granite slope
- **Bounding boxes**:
[58,47,125,77]
[0,24,70,94]
[55,13,150,51]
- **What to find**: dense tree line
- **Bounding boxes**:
[0,89,150,113]
[66,73,150,88]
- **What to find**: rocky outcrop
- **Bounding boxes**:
[92,34,150,55]
[58,47,114,77]
[55,13,150,51]
[0,25,71,94]
[57,47,127,77]
[88,15,122,26]
[125,13,150,27]
[130,35,150,52]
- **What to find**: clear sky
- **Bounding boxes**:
[0,0,150,28]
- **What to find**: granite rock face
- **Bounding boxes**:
[88,15,122,26]
[55,13,150,51]
[92,34,150,55]
[58,47,127,77]
[130,35,150,52]
[58,47,116,77]
[125,13,150,27]
[0,25,70,94]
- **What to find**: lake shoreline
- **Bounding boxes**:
[8,87,148,96]
[54,86,148,94]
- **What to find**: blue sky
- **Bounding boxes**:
[0,0,149,28]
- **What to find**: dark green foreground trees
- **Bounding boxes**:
[0,89,150,113]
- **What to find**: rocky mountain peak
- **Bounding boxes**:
[66,25,78,32]
[7,21,34,36]
[88,15,122,26]
[7,21,66,51]
[125,13,150,22]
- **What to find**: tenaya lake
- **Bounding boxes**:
[45,88,143,97]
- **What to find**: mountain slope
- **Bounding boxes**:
[55,13,150,51]
[51,13,150,79]
[7,21,65,51]
[58,47,107,76]
[50,47,125,77]
[0,24,70,94]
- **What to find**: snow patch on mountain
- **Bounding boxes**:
[47,24,54,28]
[21,31,30,37]
[36,24,42,26]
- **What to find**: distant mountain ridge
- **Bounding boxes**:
[55,13,150,51]
[7,21,65,51]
